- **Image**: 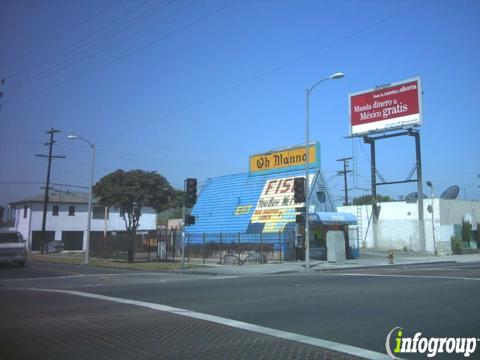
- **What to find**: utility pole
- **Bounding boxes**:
[337,157,353,206]
[36,128,65,254]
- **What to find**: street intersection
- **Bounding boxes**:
[1,260,479,359]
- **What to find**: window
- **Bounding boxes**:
[93,206,109,220]
[68,206,75,216]
[316,191,326,203]
[23,205,28,218]
[52,205,59,216]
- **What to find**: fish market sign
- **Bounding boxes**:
[250,177,298,232]
[249,144,319,174]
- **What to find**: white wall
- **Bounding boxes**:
[12,202,157,251]
[338,198,448,254]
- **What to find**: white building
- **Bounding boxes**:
[338,199,480,255]
[8,191,157,251]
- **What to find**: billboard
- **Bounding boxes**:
[249,143,319,175]
[349,77,422,136]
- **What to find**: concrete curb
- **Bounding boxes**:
[164,260,462,277]
[314,260,458,272]
[29,256,475,277]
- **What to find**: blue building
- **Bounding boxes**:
[185,143,357,261]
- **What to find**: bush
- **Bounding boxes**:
[451,236,463,251]
[461,220,472,242]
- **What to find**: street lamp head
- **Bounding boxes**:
[67,135,78,139]
[329,72,344,80]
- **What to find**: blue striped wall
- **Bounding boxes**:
[186,169,322,234]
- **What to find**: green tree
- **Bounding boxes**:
[93,169,175,262]
[352,194,393,205]
[168,189,185,208]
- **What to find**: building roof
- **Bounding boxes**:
[9,191,96,205]
[186,169,335,235]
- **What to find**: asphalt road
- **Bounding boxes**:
[1,260,479,359]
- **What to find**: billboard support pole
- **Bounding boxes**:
[363,129,426,252]
[411,130,426,251]
[364,136,379,248]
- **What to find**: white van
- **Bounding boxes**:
[0,230,27,267]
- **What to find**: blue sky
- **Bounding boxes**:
[0,0,479,208]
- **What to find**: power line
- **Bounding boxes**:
[94,1,432,145]
[0,3,115,72]
[6,0,235,102]
[0,181,88,189]
[2,1,152,79]
[7,0,177,92]
[3,0,429,156]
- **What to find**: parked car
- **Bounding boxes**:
[45,240,64,254]
[0,230,27,267]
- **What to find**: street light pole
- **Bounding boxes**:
[68,135,95,265]
[305,72,344,269]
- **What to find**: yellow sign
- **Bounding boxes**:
[249,145,317,173]
[234,205,252,215]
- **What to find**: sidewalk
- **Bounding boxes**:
[30,250,480,276]
[178,250,480,276]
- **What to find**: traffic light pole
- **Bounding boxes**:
[182,178,197,268]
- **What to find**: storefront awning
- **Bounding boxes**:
[309,212,357,225]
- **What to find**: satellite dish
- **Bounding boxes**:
[440,185,459,200]
[405,192,427,203]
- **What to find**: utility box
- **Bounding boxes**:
[326,231,346,263]
[158,241,167,260]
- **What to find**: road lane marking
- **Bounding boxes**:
[397,268,480,272]
[69,284,104,288]
[208,276,238,280]
[324,273,480,281]
[30,266,83,276]
[11,287,389,360]
[0,274,87,281]
[0,272,164,282]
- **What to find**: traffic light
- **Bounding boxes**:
[293,177,306,203]
[185,215,196,226]
[185,178,197,207]
[295,214,305,224]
